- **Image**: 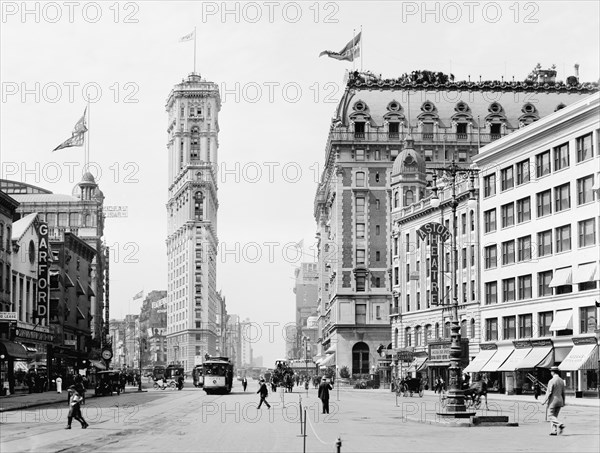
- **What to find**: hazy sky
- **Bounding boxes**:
[1,1,599,365]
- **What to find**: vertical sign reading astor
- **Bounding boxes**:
[417,222,450,306]
[36,222,49,320]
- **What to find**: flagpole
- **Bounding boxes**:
[86,101,90,170]
[194,26,197,74]
[352,29,355,72]
[360,25,363,72]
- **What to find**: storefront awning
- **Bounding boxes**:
[319,353,336,368]
[573,263,599,283]
[559,344,598,371]
[516,346,553,369]
[0,340,30,359]
[549,310,573,331]
[481,348,514,372]
[325,344,336,354]
[464,348,497,373]
[497,348,532,372]
[549,267,572,287]
[407,357,428,373]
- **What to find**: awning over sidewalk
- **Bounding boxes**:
[0,340,30,359]
[497,348,532,372]
[481,348,514,372]
[559,344,598,371]
[549,309,573,331]
[407,357,428,373]
[319,353,335,368]
[463,347,497,373]
[516,346,553,369]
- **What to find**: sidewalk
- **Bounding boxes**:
[0,385,143,413]
[338,386,600,408]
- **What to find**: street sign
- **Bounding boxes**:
[0,312,17,321]
[396,350,414,362]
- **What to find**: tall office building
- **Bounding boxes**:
[165,73,221,371]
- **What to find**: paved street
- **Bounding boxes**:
[1,382,598,453]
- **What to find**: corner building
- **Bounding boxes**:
[471,92,600,397]
[314,70,597,379]
[166,73,221,372]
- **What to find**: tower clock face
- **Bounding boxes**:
[102,349,113,360]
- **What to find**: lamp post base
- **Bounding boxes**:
[437,410,476,418]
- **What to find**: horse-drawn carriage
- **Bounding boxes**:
[271,360,295,392]
[396,377,424,397]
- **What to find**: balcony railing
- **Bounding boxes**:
[329,130,506,144]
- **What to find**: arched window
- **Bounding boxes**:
[405,190,414,206]
[444,321,451,338]
[394,191,399,208]
[405,327,412,347]
[352,342,370,375]
[394,328,399,348]
[470,318,476,339]
[470,210,475,231]
[460,319,467,338]
[424,324,431,345]
[194,192,204,221]
[434,322,439,339]
[191,127,200,160]
[415,326,422,346]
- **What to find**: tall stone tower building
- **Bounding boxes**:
[165,73,221,371]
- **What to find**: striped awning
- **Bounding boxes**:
[481,348,514,372]
[559,344,598,371]
[464,348,496,373]
[319,353,336,368]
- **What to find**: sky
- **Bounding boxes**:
[1,1,599,366]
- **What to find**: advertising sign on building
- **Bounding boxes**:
[35,222,49,320]
[0,312,18,321]
[417,222,450,306]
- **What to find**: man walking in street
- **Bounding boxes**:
[257,378,271,409]
[65,385,88,429]
[55,376,62,394]
[242,377,247,392]
[541,366,566,436]
[318,377,333,415]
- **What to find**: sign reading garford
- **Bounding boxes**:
[35,222,49,320]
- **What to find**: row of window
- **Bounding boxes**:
[484,218,597,269]
[483,176,596,234]
[396,318,477,348]
[484,306,596,341]
[0,223,11,252]
[484,267,597,305]
[483,132,595,197]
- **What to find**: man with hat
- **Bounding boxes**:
[318,377,333,415]
[541,366,566,435]
[256,378,271,409]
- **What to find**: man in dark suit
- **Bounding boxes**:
[257,378,271,409]
[318,377,333,414]
[541,366,566,435]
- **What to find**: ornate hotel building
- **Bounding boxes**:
[314,69,597,379]
[470,92,600,397]
[165,73,221,371]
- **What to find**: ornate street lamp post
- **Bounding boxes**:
[430,159,478,417]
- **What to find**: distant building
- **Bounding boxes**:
[109,319,126,369]
[240,318,253,367]
[284,324,297,360]
[294,263,318,359]
[225,314,241,369]
[138,290,167,369]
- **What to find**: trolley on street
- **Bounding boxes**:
[203,357,234,394]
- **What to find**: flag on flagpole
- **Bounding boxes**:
[179,29,195,42]
[133,290,144,300]
[52,108,87,152]
[295,239,304,250]
[319,32,361,62]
